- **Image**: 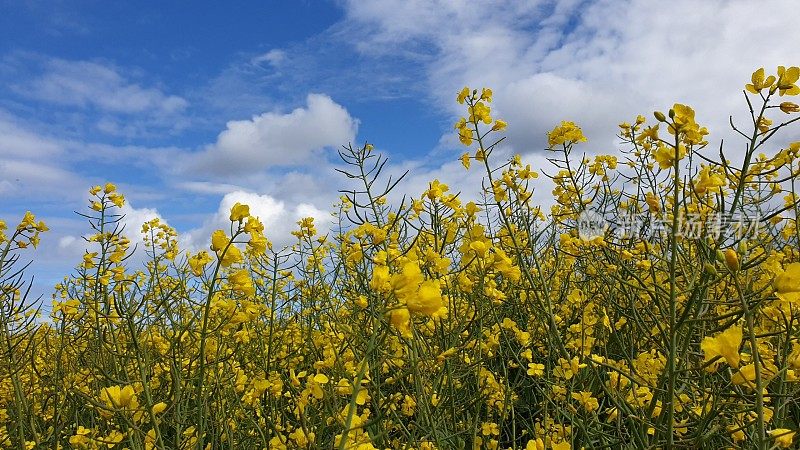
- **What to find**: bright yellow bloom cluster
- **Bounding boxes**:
[547,120,588,148]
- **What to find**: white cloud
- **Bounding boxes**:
[342,0,800,157]
[251,49,287,67]
[0,158,87,201]
[21,57,188,116]
[118,202,164,240]
[181,190,333,252]
[0,112,63,158]
[185,93,358,175]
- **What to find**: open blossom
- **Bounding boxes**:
[547,121,587,148]
[230,202,250,222]
[701,324,743,369]
[229,269,255,296]
[100,385,139,409]
[390,262,442,316]
[188,251,213,276]
[694,166,725,194]
[775,262,800,303]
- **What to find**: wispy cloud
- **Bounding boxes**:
[1,53,190,138]
[11,56,187,115]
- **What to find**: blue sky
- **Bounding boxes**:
[1,0,799,299]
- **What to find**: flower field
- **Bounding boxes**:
[2,66,800,449]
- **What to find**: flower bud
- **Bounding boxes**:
[724,248,740,272]
[737,240,748,254]
[654,111,667,122]
[779,102,799,114]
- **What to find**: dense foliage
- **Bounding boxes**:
[1,66,800,449]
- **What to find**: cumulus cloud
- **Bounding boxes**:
[181,190,333,252]
[185,93,358,175]
[342,0,800,155]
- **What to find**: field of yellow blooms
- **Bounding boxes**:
[2,66,800,449]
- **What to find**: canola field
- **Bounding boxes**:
[1,66,800,449]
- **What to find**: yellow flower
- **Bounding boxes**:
[775,262,800,293]
[152,402,167,414]
[693,166,725,195]
[701,324,742,368]
[370,265,391,292]
[83,252,98,269]
[104,182,117,194]
[229,269,255,296]
[219,244,243,267]
[746,67,776,94]
[525,439,545,450]
[17,211,37,230]
[668,103,708,145]
[571,391,599,412]
[210,230,229,252]
[653,144,687,169]
[391,262,442,316]
[407,280,442,316]
[390,307,412,338]
[457,86,470,104]
[527,363,544,377]
[469,101,492,124]
[188,251,213,276]
[780,101,800,113]
[645,192,661,212]
[552,441,571,450]
[247,233,269,255]
[775,262,800,303]
[100,385,139,409]
[109,193,125,207]
[244,216,264,234]
[730,364,756,387]
[776,66,800,96]
[768,428,796,448]
[547,121,587,148]
[460,152,471,169]
[230,202,251,222]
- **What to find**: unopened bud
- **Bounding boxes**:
[668,109,675,119]
[703,262,718,276]
[737,240,748,254]
[724,248,740,272]
[654,111,667,122]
